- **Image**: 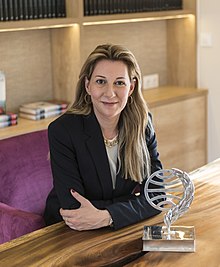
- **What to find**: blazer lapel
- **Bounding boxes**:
[83,113,113,200]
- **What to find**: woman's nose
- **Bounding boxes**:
[105,84,115,97]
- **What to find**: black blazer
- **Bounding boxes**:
[44,112,162,229]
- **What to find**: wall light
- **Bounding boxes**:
[83,14,194,26]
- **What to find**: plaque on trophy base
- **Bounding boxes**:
[143,225,195,252]
[144,168,196,253]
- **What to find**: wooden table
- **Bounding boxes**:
[0,159,220,267]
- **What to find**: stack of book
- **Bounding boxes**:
[19,100,68,120]
[0,0,66,21]
[83,0,183,16]
[0,112,18,128]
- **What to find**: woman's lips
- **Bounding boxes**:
[102,101,118,105]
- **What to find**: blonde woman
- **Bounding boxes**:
[44,44,162,230]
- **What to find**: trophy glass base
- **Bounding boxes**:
[142,225,195,252]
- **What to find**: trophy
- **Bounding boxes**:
[143,168,195,252]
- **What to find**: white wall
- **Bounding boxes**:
[197,0,220,162]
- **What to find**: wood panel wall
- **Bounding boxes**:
[0,30,53,112]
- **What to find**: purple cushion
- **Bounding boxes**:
[0,202,44,244]
[0,130,53,215]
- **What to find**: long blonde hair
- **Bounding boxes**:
[68,44,150,183]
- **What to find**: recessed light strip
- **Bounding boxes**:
[83,14,193,26]
[0,23,76,33]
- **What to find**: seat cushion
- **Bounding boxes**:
[0,130,53,215]
[0,202,45,244]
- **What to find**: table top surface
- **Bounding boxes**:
[0,158,219,267]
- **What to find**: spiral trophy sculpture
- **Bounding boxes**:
[143,168,196,252]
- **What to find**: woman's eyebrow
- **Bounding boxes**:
[95,75,106,78]
[116,76,126,80]
[94,75,126,79]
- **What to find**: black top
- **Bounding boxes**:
[44,112,162,229]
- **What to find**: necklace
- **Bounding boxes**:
[104,135,119,148]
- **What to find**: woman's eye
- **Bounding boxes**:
[96,79,106,85]
[115,81,126,86]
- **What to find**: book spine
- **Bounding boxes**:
[23,0,29,19]
[0,71,6,114]
[33,0,38,19]
[38,0,43,18]
[47,0,52,18]
[0,113,18,122]
[20,109,63,120]
[51,0,56,17]
[18,0,23,19]
[8,0,14,20]
[55,0,61,17]
[13,0,19,20]
[42,0,48,18]
[61,0,66,17]
[0,120,18,128]
[84,0,89,16]
[19,105,62,115]
[0,0,4,21]
[104,0,109,14]
[28,0,33,19]
[2,0,8,21]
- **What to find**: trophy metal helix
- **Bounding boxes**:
[143,168,195,252]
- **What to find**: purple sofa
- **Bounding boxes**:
[0,130,53,244]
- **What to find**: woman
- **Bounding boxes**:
[44,44,162,230]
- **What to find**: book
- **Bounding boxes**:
[13,0,19,20]
[42,0,48,18]
[0,71,6,114]
[84,0,89,16]
[2,0,8,21]
[19,100,68,115]
[48,99,69,110]
[23,0,28,19]
[18,0,24,20]
[0,119,17,128]
[0,112,18,122]
[8,0,14,20]
[0,0,4,21]
[28,0,34,19]
[33,0,38,19]
[19,109,64,120]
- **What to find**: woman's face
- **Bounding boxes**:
[85,59,134,122]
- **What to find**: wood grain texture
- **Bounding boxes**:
[0,158,219,267]
[125,158,220,267]
[0,30,53,112]
[167,15,197,87]
[151,96,207,172]
[51,25,81,103]
[144,86,208,172]
[0,117,58,140]
[142,86,207,108]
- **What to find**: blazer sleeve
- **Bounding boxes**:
[48,118,86,210]
[105,114,163,230]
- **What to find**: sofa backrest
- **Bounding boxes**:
[0,130,53,215]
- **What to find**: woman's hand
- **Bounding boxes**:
[60,190,112,231]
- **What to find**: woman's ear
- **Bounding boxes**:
[129,78,136,96]
[85,77,90,94]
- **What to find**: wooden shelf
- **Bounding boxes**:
[0,9,193,32]
[0,116,59,140]
[82,9,194,25]
[0,18,78,32]
[143,86,208,108]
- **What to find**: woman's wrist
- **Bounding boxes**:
[101,210,113,227]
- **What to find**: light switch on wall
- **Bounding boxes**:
[200,32,213,47]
